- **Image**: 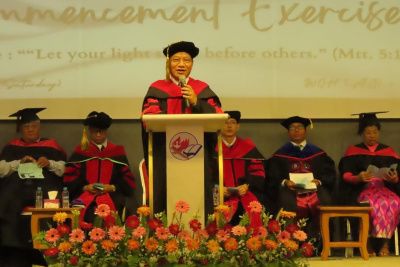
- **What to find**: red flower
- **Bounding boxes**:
[285,223,299,234]
[205,221,218,236]
[189,219,202,232]
[148,218,162,230]
[79,221,93,231]
[69,255,79,265]
[104,215,116,228]
[57,223,71,236]
[301,242,315,257]
[43,247,59,257]
[169,223,181,236]
[267,219,280,233]
[125,215,140,229]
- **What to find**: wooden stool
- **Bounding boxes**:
[319,206,372,260]
[25,207,81,249]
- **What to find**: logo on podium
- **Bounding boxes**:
[169,132,202,160]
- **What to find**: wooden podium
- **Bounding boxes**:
[142,113,228,225]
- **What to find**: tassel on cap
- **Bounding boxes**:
[80,127,89,151]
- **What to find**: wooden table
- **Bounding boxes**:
[25,207,82,249]
[319,206,372,260]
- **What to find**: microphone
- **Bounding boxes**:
[179,75,190,108]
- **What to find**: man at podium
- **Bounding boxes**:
[141,41,222,214]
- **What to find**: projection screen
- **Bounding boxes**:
[1,0,399,119]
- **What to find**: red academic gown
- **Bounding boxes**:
[0,138,66,247]
[217,137,266,228]
[141,78,222,215]
[63,142,135,222]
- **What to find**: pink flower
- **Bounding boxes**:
[231,225,247,236]
[195,229,209,240]
[125,215,140,229]
[285,223,300,234]
[277,230,291,242]
[69,228,85,243]
[148,218,162,230]
[89,227,106,242]
[169,223,181,236]
[248,201,262,213]
[132,226,146,238]
[301,242,315,257]
[177,230,191,241]
[216,229,230,242]
[267,219,280,234]
[45,228,60,243]
[189,219,202,232]
[175,200,190,213]
[43,247,59,257]
[95,204,111,218]
[79,221,93,231]
[155,227,170,240]
[69,255,79,265]
[108,225,125,241]
[292,230,307,241]
[253,226,268,238]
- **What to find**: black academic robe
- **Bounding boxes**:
[0,138,66,247]
[338,143,400,205]
[63,142,136,222]
[265,142,336,214]
[141,78,222,215]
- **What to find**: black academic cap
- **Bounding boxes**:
[281,116,311,129]
[352,111,387,135]
[83,111,112,129]
[163,41,199,58]
[9,108,45,124]
[225,111,241,123]
[0,246,47,266]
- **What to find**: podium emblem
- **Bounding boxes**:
[169,132,202,160]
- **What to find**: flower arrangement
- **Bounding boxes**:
[36,201,314,267]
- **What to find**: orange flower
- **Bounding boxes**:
[137,206,151,217]
[283,240,299,251]
[165,239,179,253]
[264,239,278,250]
[207,239,220,254]
[224,237,238,251]
[126,239,140,251]
[94,204,111,218]
[175,200,190,213]
[214,204,230,215]
[53,212,68,224]
[145,237,158,252]
[186,237,200,251]
[246,236,262,252]
[82,240,97,255]
[101,239,116,252]
[279,210,296,219]
[58,241,72,253]
[248,201,263,213]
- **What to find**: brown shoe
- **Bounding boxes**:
[378,241,390,257]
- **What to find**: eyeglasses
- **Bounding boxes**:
[288,126,305,131]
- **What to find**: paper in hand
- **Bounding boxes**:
[18,163,44,179]
[366,164,397,179]
[289,172,317,190]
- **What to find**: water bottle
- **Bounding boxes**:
[35,187,43,208]
[62,187,69,208]
[212,184,220,206]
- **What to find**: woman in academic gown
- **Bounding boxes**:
[338,112,400,256]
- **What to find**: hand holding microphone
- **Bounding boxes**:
[179,75,196,107]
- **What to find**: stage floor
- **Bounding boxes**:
[308,256,400,267]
